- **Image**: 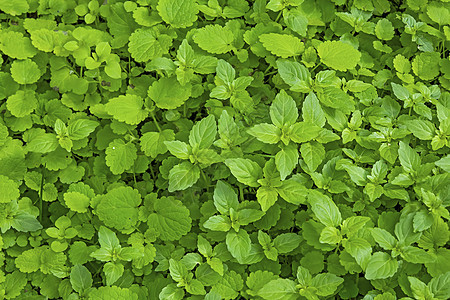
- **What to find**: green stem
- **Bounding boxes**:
[151,111,162,132]
[239,185,245,202]
[311,62,322,72]
[39,166,45,223]
[275,10,283,23]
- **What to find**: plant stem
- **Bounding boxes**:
[39,166,45,223]
[151,111,162,132]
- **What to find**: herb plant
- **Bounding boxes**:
[0,0,449,299]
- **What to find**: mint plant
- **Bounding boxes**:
[0,0,449,299]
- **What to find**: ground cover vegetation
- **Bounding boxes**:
[0,0,449,299]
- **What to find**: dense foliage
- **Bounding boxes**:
[0,0,449,299]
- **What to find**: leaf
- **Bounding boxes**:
[189,115,217,149]
[105,95,148,125]
[371,228,397,250]
[94,187,142,232]
[317,41,361,71]
[365,252,398,280]
[375,19,394,40]
[10,59,41,84]
[259,33,304,58]
[103,262,124,286]
[70,265,93,293]
[140,129,174,158]
[157,0,198,28]
[226,230,252,262]
[68,119,99,140]
[273,233,301,253]
[164,141,191,159]
[64,191,91,213]
[276,177,308,205]
[168,162,201,192]
[7,89,36,118]
[247,123,281,144]
[300,141,325,172]
[128,28,173,62]
[204,215,232,232]
[429,272,450,299]
[256,186,279,212]
[270,90,299,128]
[308,190,342,227]
[27,133,59,153]
[148,77,192,109]
[0,0,29,15]
[311,273,344,296]
[398,141,421,172]
[257,279,298,300]
[277,60,311,93]
[225,158,263,187]
[194,25,234,54]
[105,139,137,175]
[275,144,299,180]
[407,119,435,140]
[302,92,326,128]
[213,180,239,215]
[147,196,192,241]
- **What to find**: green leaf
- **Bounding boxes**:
[148,77,192,110]
[194,25,234,54]
[97,226,120,251]
[204,215,232,232]
[68,119,99,140]
[168,162,200,192]
[308,190,342,227]
[259,33,304,58]
[128,28,173,62]
[0,0,29,15]
[226,230,252,262]
[225,158,263,187]
[365,252,398,280]
[247,123,281,144]
[317,41,361,71]
[289,122,322,143]
[70,265,93,293]
[0,175,20,204]
[407,119,435,140]
[276,60,311,93]
[147,196,192,241]
[398,141,421,172]
[256,186,278,212]
[408,276,434,300]
[270,90,299,128]
[257,279,298,300]
[105,139,137,175]
[216,59,236,85]
[274,233,301,253]
[435,155,450,172]
[6,90,37,117]
[64,191,91,213]
[375,19,394,40]
[94,187,141,232]
[105,95,148,125]
[276,177,308,205]
[213,180,239,215]
[157,0,198,28]
[27,133,58,153]
[371,228,397,250]
[103,262,124,286]
[391,83,410,101]
[302,92,326,127]
[429,271,450,299]
[275,144,299,180]
[300,141,325,172]
[189,115,217,149]
[10,59,41,84]
[140,129,175,158]
[164,141,191,159]
[311,273,344,296]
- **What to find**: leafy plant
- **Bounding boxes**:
[0,0,449,299]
